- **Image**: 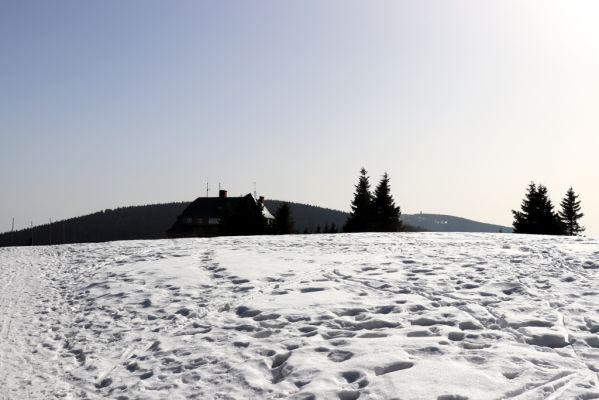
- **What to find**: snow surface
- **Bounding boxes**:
[1,232,599,400]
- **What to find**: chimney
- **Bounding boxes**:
[219,190,227,199]
[258,196,264,204]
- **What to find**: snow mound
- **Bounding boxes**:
[1,233,599,399]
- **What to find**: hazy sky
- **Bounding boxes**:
[1,1,598,235]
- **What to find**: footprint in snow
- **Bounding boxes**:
[327,350,353,362]
[374,361,414,376]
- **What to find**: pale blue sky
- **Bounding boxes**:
[1,1,598,234]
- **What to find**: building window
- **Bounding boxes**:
[208,218,220,225]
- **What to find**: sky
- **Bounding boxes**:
[1,0,598,235]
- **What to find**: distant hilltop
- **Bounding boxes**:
[0,201,511,247]
[402,213,512,234]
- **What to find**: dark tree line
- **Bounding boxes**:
[344,168,402,232]
[512,183,584,236]
[270,203,343,235]
[264,200,347,234]
[262,202,337,235]
[0,203,190,247]
[0,200,352,247]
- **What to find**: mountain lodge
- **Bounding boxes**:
[166,190,275,238]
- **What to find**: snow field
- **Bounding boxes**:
[0,233,598,399]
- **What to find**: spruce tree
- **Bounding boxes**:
[559,187,585,236]
[343,168,373,232]
[512,183,564,235]
[273,203,295,234]
[513,183,537,234]
[535,185,565,235]
[372,172,402,232]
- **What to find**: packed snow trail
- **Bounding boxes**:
[0,247,80,398]
[0,233,599,399]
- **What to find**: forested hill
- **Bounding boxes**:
[265,201,423,233]
[0,203,190,247]
[402,213,512,233]
[0,201,509,247]
[265,200,348,233]
[0,201,356,247]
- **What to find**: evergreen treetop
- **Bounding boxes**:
[343,168,373,232]
[512,182,564,235]
[559,187,585,236]
[372,172,402,232]
[344,168,403,233]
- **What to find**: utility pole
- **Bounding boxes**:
[49,218,52,245]
[11,217,14,232]
[206,180,210,197]
[253,182,257,198]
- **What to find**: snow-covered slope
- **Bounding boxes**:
[1,233,598,400]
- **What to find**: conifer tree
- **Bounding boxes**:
[512,183,564,235]
[315,225,322,234]
[273,203,295,234]
[372,172,402,232]
[343,168,373,232]
[559,187,585,236]
[329,223,338,233]
[513,183,537,234]
[536,185,565,235]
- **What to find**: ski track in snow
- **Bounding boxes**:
[1,233,599,399]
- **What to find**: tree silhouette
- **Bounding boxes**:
[513,183,564,235]
[372,172,402,232]
[273,203,295,234]
[559,187,585,236]
[343,168,373,232]
[513,183,537,234]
